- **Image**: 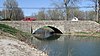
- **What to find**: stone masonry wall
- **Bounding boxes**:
[0,21,100,33]
[64,21,100,33]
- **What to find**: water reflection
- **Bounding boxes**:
[33,27,62,41]
[32,35,100,56]
[34,34,61,41]
[33,28,54,38]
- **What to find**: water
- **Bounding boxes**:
[32,35,100,56]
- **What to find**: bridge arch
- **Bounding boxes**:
[47,26,63,34]
[32,25,63,34]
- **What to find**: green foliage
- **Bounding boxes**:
[0,24,32,41]
[0,24,19,35]
[43,26,49,28]
[76,32,90,34]
[96,21,100,24]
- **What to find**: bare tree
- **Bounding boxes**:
[35,8,46,20]
[64,0,80,20]
[90,0,100,21]
[3,0,24,20]
[98,0,100,21]
[50,0,80,20]
[0,11,1,16]
[47,9,64,20]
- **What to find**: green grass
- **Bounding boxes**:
[96,21,100,24]
[76,32,90,34]
[0,24,19,35]
[75,32,100,37]
[0,23,33,42]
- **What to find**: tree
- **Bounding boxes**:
[90,0,100,21]
[3,0,24,20]
[51,0,80,20]
[67,8,83,19]
[47,9,64,20]
[34,8,46,20]
[88,11,95,20]
[98,0,100,21]
[0,11,2,20]
[64,0,80,20]
[0,11,1,16]
[34,9,65,20]
[34,0,82,20]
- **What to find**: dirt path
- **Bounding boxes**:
[0,36,48,56]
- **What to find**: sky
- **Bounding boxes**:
[78,0,95,11]
[0,0,95,16]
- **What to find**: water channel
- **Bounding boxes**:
[32,35,100,56]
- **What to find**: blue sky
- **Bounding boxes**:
[18,0,53,16]
[0,0,95,16]
[0,0,53,16]
[78,0,95,11]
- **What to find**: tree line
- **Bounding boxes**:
[34,7,96,21]
[0,0,24,21]
[0,0,100,22]
[33,0,99,21]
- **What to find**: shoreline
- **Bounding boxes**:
[55,32,100,37]
[63,32,100,37]
[0,35,48,56]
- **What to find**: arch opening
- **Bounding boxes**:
[33,26,62,40]
[47,26,63,34]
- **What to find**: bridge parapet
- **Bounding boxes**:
[0,21,65,33]
[64,21,100,33]
[0,21,99,33]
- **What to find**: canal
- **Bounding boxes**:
[32,35,100,56]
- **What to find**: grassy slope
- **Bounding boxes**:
[0,23,33,43]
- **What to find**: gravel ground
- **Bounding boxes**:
[0,36,48,56]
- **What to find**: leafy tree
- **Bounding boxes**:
[3,0,24,20]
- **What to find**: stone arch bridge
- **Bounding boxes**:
[0,21,100,34]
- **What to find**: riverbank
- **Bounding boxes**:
[0,23,48,56]
[64,32,100,37]
[0,35,48,56]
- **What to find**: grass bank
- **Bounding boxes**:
[65,32,100,37]
[0,23,33,43]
